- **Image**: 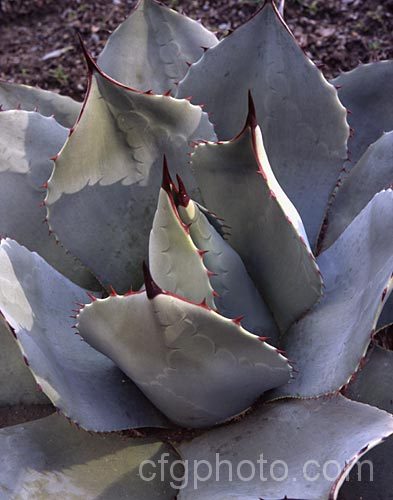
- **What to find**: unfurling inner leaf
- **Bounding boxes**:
[149,161,215,308]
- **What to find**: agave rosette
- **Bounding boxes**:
[0,1,392,498]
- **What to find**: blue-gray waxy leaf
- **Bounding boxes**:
[177,395,393,500]
[46,58,216,293]
[0,110,97,290]
[0,239,168,431]
[177,183,279,342]
[333,60,393,163]
[0,80,81,128]
[77,273,291,428]
[273,190,393,399]
[97,0,217,94]
[191,103,323,332]
[339,345,393,499]
[0,316,48,406]
[178,1,349,246]
[321,130,393,252]
[0,413,180,499]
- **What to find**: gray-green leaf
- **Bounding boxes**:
[333,60,393,163]
[321,130,393,251]
[97,0,217,94]
[0,413,180,499]
[0,316,48,406]
[0,239,168,431]
[46,62,216,293]
[274,190,393,399]
[339,345,393,499]
[177,395,393,500]
[191,105,323,332]
[77,271,291,428]
[0,80,81,128]
[149,185,215,308]
[178,2,349,246]
[177,187,279,341]
[0,110,98,290]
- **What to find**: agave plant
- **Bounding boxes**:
[0,0,392,498]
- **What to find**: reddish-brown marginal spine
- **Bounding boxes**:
[143,261,163,299]
[161,155,173,194]
[176,174,191,207]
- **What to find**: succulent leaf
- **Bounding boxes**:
[77,274,292,428]
[191,101,323,332]
[0,110,98,290]
[178,1,349,245]
[0,80,81,128]
[149,177,215,308]
[97,0,218,94]
[1,5,392,497]
[274,190,393,399]
[0,413,180,499]
[45,58,216,293]
[0,316,48,406]
[177,395,393,500]
[0,239,168,431]
[321,130,393,252]
[332,60,393,163]
[339,345,393,499]
[176,179,279,341]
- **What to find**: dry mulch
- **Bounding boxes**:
[0,0,392,101]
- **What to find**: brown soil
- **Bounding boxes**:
[0,404,54,429]
[0,0,392,101]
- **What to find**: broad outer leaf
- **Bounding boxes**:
[177,193,279,341]
[332,60,393,163]
[339,345,393,499]
[178,1,349,245]
[46,61,216,293]
[149,187,215,308]
[0,316,48,406]
[321,131,393,251]
[0,110,98,290]
[0,80,81,128]
[191,107,323,332]
[274,190,393,399]
[97,0,217,94]
[0,414,180,499]
[0,239,168,431]
[177,395,393,500]
[77,281,291,428]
